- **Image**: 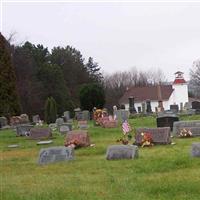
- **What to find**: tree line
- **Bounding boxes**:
[1,32,200,118]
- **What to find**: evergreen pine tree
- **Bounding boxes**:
[0,33,20,117]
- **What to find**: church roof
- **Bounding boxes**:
[119,85,174,104]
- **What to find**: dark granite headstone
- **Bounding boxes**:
[65,130,90,147]
[146,100,152,113]
[192,101,200,110]
[38,146,74,165]
[157,115,179,131]
[106,145,139,160]
[16,124,34,136]
[191,143,200,157]
[135,127,171,145]
[170,105,179,113]
[129,97,137,114]
[29,128,52,140]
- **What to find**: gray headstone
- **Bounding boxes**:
[59,125,70,135]
[76,111,83,121]
[142,102,146,114]
[32,115,40,123]
[82,110,90,121]
[16,124,34,136]
[173,120,200,136]
[106,145,139,160]
[0,117,7,127]
[55,118,64,127]
[38,146,74,165]
[48,123,57,131]
[121,110,129,122]
[63,111,70,121]
[191,143,200,157]
[78,121,88,130]
[29,128,52,140]
[135,127,171,145]
[115,109,129,122]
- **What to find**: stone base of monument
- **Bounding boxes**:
[106,145,139,160]
[191,143,200,157]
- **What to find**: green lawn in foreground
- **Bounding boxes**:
[1,115,200,200]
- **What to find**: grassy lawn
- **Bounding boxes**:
[1,115,200,200]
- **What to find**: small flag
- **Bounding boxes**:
[122,121,131,135]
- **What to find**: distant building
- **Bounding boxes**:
[119,71,189,112]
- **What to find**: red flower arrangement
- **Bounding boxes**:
[141,132,154,147]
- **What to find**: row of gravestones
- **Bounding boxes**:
[38,142,200,165]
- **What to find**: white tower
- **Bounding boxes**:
[172,71,188,108]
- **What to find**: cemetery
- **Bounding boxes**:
[1,111,200,200]
[1,14,200,199]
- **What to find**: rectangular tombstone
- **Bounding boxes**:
[16,124,34,136]
[135,127,171,145]
[192,101,200,110]
[106,145,138,160]
[191,143,200,157]
[29,128,52,140]
[32,115,40,124]
[0,117,7,128]
[75,111,83,121]
[59,125,70,135]
[65,130,90,147]
[63,111,70,121]
[82,110,90,121]
[78,120,88,130]
[170,105,179,113]
[55,118,64,127]
[121,110,129,122]
[156,115,179,131]
[38,146,74,165]
[173,120,200,136]
[142,102,146,114]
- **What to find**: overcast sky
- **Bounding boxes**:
[2,1,200,81]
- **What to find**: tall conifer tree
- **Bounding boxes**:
[0,33,20,117]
